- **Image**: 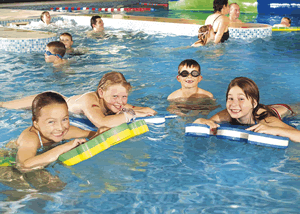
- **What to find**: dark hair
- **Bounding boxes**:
[40,11,49,23]
[91,15,101,29]
[46,41,66,57]
[213,0,228,12]
[194,25,211,46]
[32,92,67,122]
[96,72,132,92]
[283,17,291,25]
[178,59,201,75]
[60,32,73,41]
[226,77,277,124]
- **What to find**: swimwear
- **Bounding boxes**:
[212,14,229,43]
[270,104,293,121]
[37,131,44,152]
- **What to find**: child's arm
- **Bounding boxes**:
[16,134,86,173]
[193,109,231,128]
[83,103,131,128]
[65,125,96,139]
[1,94,37,109]
[66,125,110,140]
[125,104,157,117]
[246,122,300,143]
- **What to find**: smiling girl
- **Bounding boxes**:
[15,92,102,172]
[193,77,299,142]
[1,72,156,128]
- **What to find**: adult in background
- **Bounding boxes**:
[205,0,230,43]
[229,3,243,24]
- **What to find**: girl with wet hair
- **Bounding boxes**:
[191,25,215,47]
[194,77,299,142]
[16,92,106,173]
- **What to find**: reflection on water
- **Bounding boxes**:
[167,97,221,117]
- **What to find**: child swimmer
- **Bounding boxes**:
[14,92,108,173]
[45,41,68,66]
[1,72,156,128]
[167,59,219,116]
[193,77,299,142]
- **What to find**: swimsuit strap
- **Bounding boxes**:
[270,107,282,121]
[212,14,223,26]
[37,131,44,149]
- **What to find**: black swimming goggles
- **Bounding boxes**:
[179,70,201,77]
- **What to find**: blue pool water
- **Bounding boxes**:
[1,16,300,213]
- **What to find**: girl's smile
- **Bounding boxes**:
[34,103,70,143]
[226,86,256,124]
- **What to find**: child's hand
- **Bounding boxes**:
[96,126,110,135]
[135,107,157,117]
[67,138,86,149]
[193,118,219,129]
[246,124,278,135]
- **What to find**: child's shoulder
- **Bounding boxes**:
[17,127,39,146]
[197,88,214,98]
[167,89,182,100]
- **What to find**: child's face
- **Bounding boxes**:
[177,65,202,88]
[60,35,73,49]
[43,12,51,24]
[93,18,104,31]
[100,84,129,113]
[44,46,57,63]
[34,103,70,143]
[281,18,290,27]
[226,86,256,123]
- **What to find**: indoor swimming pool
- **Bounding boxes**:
[0,13,300,213]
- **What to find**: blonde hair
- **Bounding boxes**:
[96,72,132,92]
[194,25,211,46]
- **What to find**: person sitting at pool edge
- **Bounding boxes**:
[167,59,214,100]
[60,33,74,54]
[45,41,68,66]
[205,0,230,43]
[192,25,215,47]
[273,17,291,28]
[87,15,105,38]
[229,3,243,24]
[40,11,51,25]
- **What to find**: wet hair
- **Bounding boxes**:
[91,15,101,29]
[178,59,201,75]
[213,0,228,12]
[46,41,66,57]
[60,32,73,41]
[193,25,212,46]
[32,92,67,122]
[226,77,277,124]
[40,11,50,23]
[282,17,291,25]
[96,72,132,92]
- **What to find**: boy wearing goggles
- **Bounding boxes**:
[44,41,67,66]
[167,59,214,100]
